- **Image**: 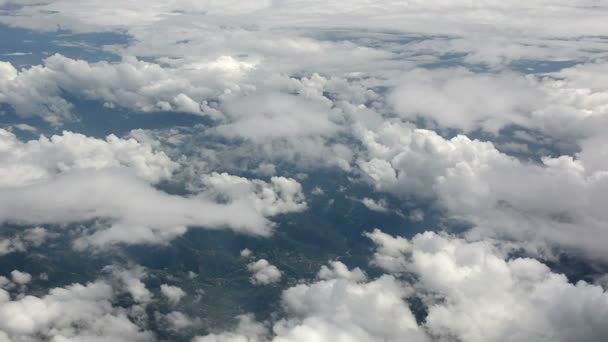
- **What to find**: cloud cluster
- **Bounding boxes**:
[0,55,250,123]
[0,280,153,341]
[0,131,307,248]
[357,120,608,260]
[370,230,608,342]
[0,128,177,185]
[195,230,608,342]
[0,1,605,90]
[199,172,307,217]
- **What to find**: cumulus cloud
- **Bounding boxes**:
[104,265,153,304]
[389,63,608,141]
[195,260,425,342]
[247,259,282,285]
[0,280,153,341]
[198,172,307,217]
[0,129,177,186]
[368,229,608,342]
[389,68,543,133]
[216,93,339,142]
[195,230,608,342]
[0,54,255,123]
[0,130,310,248]
[365,228,411,274]
[357,120,608,260]
[317,261,367,282]
[160,284,186,305]
[10,270,32,285]
[0,169,275,248]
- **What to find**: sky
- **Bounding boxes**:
[1,1,608,341]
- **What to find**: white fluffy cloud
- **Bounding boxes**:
[10,270,32,285]
[216,93,339,142]
[317,261,367,282]
[0,169,275,248]
[389,68,543,133]
[0,280,153,341]
[368,230,608,342]
[104,265,152,304]
[247,259,282,285]
[193,314,267,342]
[199,172,307,217]
[0,2,604,92]
[160,284,186,305]
[195,230,608,342]
[195,272,425,342]
[0,129,177,185]
[0,55,253,123]
[0,130,309,248]
[389,63,608,140]
[357,120,608,260]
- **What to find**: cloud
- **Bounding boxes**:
[389,68,543,133]
[160,284,186,305]
[198,172,307,217]
[0,54,252,123]
[0,1,605,86]
[216,93,339,142]
[0,226,49,256]
[408,209,425,222]
[360,197,389,213]
[0,280,153,341]
[193,314,267,342]
[0,169,275,248]
[317,261,367,282]
[0,130,311,248]
[389,63,608,141]
[1,2,608,340]
[368,229,608,342]
[4,1,608,39]
[0,129,177,186]
[357,120,608,260]
[195,229,608,342]
[247,259,282,285]
[195,261,425,342]
[104,265,153,304]
[10,270,32,285]
[364,228,411,274]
